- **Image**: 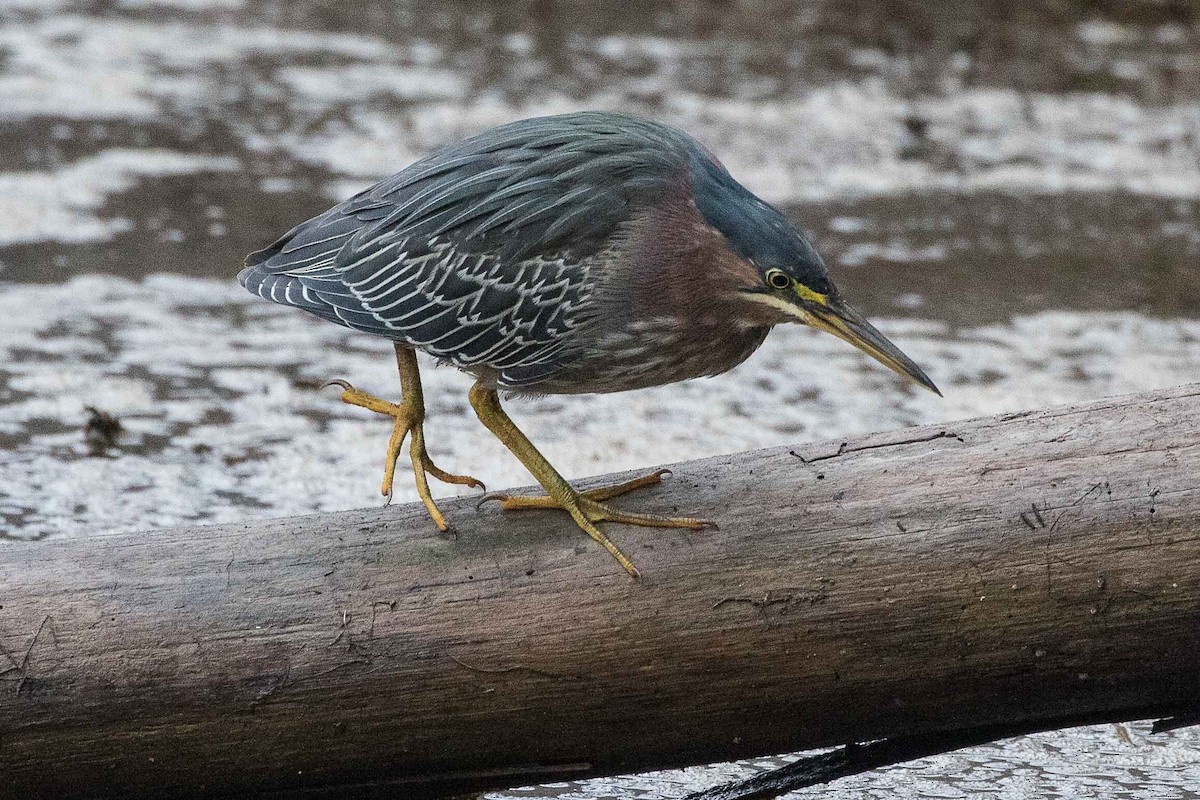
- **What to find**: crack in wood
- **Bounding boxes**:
[712,589,827,612]
[1020,502,1047,531]
[310,659,369,680]
[368,600,397,641]
[249,661,292,712]
[448,654,577,680]
[9,615,55,696]
[790,430,963,465]
[1045,482,1106,595]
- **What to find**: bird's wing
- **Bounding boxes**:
[240,113,688,386]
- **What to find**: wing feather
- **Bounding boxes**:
[238,111,695,388]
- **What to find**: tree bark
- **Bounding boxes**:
[1,384,1198,799]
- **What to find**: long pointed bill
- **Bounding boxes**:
[807,298,941,396]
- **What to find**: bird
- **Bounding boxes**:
[239,111,939,579]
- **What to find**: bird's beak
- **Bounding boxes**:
[803,296,941,396]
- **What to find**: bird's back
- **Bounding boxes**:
[239,112,699,389]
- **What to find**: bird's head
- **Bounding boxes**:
[691,155,940,396]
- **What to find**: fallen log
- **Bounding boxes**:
[1,384,1198,799]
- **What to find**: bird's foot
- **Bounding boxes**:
[478,469,711,579]
[325,379,485,530]
[480,468,674,510]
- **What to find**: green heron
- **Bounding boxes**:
[239,111,938,578]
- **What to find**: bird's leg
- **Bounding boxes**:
[326,344,484,529]
[467,384,708,579]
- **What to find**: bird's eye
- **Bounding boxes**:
[766,270,791,290]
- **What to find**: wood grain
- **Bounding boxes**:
[1,385,1198,799]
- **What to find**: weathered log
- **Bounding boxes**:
[1,384,1198,799]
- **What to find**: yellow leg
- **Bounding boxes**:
[467,384,709,579]
[327,344,484,530]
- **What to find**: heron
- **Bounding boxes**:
[239,111,939,578]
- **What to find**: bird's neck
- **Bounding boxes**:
[615,192,765,329]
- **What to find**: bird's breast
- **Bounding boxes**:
[530,315,771,394]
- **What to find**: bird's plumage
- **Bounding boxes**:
[240,111,828,392]
[240,111,938,576]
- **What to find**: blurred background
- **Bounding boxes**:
[1,0,1198,796]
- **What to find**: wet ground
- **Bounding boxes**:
[1,0,1198,797]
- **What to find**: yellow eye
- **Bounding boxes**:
[766,269,791,290]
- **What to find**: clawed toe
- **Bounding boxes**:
[576,496,710,529]
[421,456,486,491]
[475,467,710,541]
[478,468,675,512]
[327,348,482,532]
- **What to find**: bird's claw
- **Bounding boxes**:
[476,491,508,511]
[322,375,482,526]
